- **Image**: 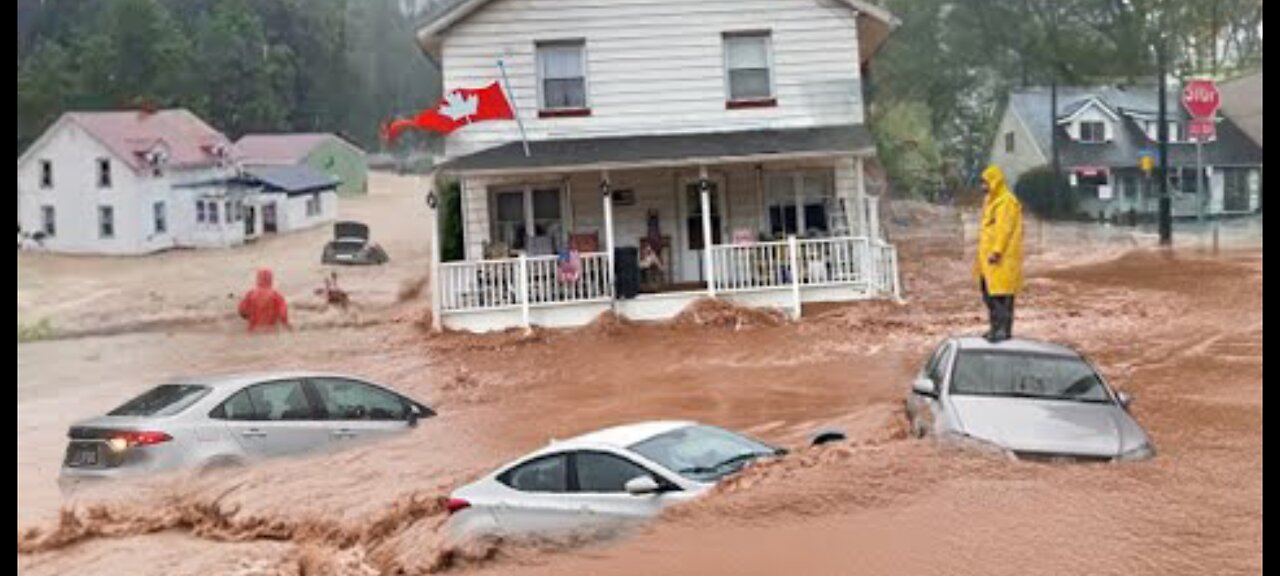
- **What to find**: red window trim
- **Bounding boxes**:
[539,108,593,119]
[726,98,778,110]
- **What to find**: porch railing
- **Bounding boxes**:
[438,252,613,313]
[437,238,901,318]
[709,236,900,298]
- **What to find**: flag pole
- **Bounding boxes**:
[497,59,532,158]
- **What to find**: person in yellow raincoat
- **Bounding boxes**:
[975,166,1024,342]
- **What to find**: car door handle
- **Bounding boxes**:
[331,429,359,439]
[240,429,267,439]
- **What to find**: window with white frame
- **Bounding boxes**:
[41,206,56,237]
[1079,121,1107,143]
[209,201,220,224]
[492,187,564,253]
[765,172,833,238]
[724,32,774,103]
[1005,132,1016,153]
[98,205,115,239]
[97,158,113,189]
[306,194,322,217]
[197,201,208,224]
[537,41,588,112]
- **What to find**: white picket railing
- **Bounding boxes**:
[438,252,613,313]
[525,252,613,307]
[438,238,901,318]
[708,236,899,296]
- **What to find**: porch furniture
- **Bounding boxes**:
[484,241,511,260]
[639,235,672,292]
[569,232,600,253]
[615,247,641,300]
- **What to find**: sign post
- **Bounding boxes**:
[1183,79,1222,225]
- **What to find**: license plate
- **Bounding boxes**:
[66,444,101,468]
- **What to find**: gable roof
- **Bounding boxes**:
[19,110,232,173]
[1008,86,1263,169]
[1219,71,1262,147]
[416,0,898,58]
[235,133,365,166]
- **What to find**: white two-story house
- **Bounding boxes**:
[16,110,340,256]
[419,0,901,332]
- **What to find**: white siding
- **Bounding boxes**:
[16,122,163,255]
[1064,106,1115,143]
[276,191,340,233]
[990,107,1048,187]
[441,0,864,157]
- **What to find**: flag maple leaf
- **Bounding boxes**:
[440,91,479,121]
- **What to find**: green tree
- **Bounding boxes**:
[873,102,945,200]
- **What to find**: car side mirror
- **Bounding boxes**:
[1117,391,1134,410]
[913,378,938,398]
[624,476,661,497]
[407,409,420,428]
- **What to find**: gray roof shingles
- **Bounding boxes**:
[440,125,874,175]
[1010,86,1263,170]
[245,165,339,196]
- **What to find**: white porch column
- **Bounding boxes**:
[855,156,870,237]
[518,254,531,330]
[428,175,444,333]
[699,166,716,297]
[788,235,802,320]
[868,195,882,240]
[602,172,616,257]
[601,172,616,298]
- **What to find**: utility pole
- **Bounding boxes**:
[1157,40,1173,247]
[1049,5,1064,218]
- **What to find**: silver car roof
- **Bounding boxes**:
[951,337,1082,358]
[168,372,368,391]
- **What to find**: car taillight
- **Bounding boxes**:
[109,431,173,450]
[446,498,471,515]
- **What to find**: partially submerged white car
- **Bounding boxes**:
[446,422,785,544]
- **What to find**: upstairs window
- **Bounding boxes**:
[724,32,775,106]
[537,41,588,114]
[1005,132,1016,153]
[1079,121,1107,143]
[39,160,53,189]
[97,158,113,189]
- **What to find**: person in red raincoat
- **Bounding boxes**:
[239,269,290,332]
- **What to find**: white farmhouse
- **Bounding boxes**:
[16,110,339,255]
[418,0,902,333]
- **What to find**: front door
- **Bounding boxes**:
[262,203,279,234]
[245,206,258,236]
[678,180,725,284]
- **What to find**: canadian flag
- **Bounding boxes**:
[384,82,515,142]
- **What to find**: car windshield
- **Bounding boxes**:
[630,425,780,483]
[108,384,212,417]
[951,351,1112,404]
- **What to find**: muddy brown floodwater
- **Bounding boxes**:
[16,202,1263,576]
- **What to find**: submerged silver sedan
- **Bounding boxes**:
[60,372,434,490]
[906,337,1155,462]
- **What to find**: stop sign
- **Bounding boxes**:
[1182,80,1221,119]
